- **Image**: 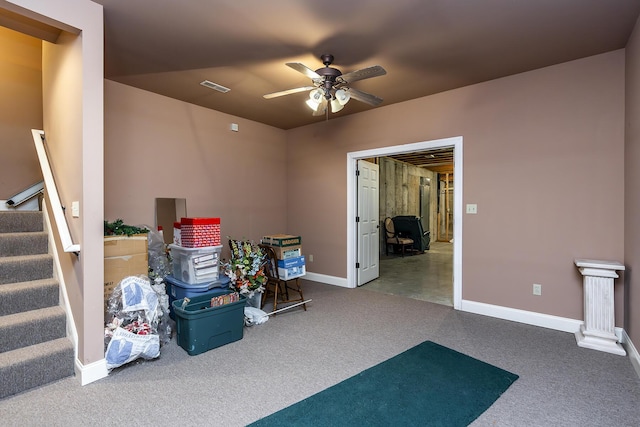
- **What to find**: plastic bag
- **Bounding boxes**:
[104,275,171,371]
[151,276,173,346]
[244,306,269,326]
[105,327,160,371]
[146,226,171,279]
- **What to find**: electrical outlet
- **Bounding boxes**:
[309,254,314,262]
[533,284,542,296]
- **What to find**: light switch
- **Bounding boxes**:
[466,204,477,214]
[71,201,80,218]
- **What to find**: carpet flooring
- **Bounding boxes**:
[0,281,638,426]
[250,340,518,426]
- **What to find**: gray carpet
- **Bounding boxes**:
[0,210,73,398]
[0,280,638,426]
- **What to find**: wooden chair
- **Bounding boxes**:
[384,217,414,257]
[259,244,307,314]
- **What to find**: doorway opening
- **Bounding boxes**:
[347,136,463,309]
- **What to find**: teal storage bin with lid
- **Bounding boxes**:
[172,291,245,356]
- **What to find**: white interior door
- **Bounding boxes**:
[357,159,379,286]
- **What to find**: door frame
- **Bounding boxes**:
[346,136,463,310]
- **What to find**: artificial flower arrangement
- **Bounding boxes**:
[222,239,268,298]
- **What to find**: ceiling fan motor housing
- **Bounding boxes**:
[314,54,343,99]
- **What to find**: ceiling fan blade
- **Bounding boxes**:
[263,86,315,99]
[339,65,386,84]
[347,88,384,106]
[286,62,321,79]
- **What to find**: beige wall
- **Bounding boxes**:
[287,51,625,324]
[625,17,640,348]
[104,80,289,258]
[0,26,42,198]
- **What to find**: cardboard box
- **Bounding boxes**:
[265,245,302,260]
[104,235,149,308]
[180,217,221,248]
[278,265,306,280]
[261,234,302,247]
[277,255,306,269]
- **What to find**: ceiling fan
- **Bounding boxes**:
[263,54,387,116]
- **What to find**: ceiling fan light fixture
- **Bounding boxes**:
[306,89,323,111]
[335,89,350,105]
[330,98,344,113]
[306,98,320,111]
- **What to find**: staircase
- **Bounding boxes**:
[0,210,74,399]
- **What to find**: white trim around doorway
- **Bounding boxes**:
[346,136,463,309]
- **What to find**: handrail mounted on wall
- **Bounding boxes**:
[31,129,81,254]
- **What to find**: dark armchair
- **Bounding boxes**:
[384,217,414,257]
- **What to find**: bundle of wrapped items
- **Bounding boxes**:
[104,275,171,371]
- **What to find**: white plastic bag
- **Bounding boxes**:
[244,307,269,326]
[105,327,160,371]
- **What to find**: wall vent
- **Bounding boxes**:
[200,80,230,93]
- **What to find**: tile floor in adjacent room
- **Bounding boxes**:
[361,241,453,306]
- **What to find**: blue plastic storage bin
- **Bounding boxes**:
[164,274,230,319]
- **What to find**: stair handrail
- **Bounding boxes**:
[5,180,44,208]
[31,129,81,254]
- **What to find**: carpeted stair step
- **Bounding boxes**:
[0,337,74,399]
[0,278,60,316]
[0,211,43,233]
[0,231,48,256]
[0,306,67,353]
[0,253,53,285]
[0,209,74,397]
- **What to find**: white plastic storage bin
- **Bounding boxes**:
[169,244,222,284]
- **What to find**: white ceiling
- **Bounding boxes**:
[10,1,640,130]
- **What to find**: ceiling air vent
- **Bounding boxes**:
[200,80,230,93]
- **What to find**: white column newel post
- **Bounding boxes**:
[574,259,626,356]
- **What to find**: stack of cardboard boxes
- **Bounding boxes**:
[261,234,306,280]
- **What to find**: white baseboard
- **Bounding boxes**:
[460,300,584,333]
[621,329,640,378]
[75,357,108,385]
[303,272,349,288]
